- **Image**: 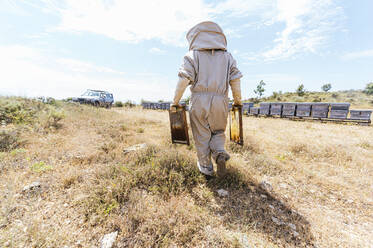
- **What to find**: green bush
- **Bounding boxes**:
[30,161,53,173]
[44,109,65,130]
[0,130,20,152]
[364,82,373,95]
[124,100,136,108]
[296,84,306,96]
[0,98,38,124]
[114,101,123,107]
[321,83,332,92]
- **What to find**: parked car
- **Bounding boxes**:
[72,89,114,108]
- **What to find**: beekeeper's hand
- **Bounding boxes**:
[230,78,242,105]
[173,77,190,105]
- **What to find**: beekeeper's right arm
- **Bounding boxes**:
[173,77,189,105]
[173,52,195,105]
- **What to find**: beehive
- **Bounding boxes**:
[311,103,329,118]
[282,103,296,117]
[296,103,312,117]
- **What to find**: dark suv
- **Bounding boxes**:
[73,89,114,108]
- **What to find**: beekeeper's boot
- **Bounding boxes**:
[216,153,230,177]
[197,161,214,177]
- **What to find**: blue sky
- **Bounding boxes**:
[0,0,372,102]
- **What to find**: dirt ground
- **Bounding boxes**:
[1,104,372,247]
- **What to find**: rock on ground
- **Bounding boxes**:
[101,231,118,248]
[259,181,273,191]
[217,189,229,197]
[22,182,41,192]
[123,143,147,154]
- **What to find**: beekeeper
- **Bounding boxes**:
[173,21,242,177]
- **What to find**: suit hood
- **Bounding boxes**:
[186,21,227,51]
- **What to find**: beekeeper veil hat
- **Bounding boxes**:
[186,21,227,51]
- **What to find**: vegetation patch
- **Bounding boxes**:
[84,146,205,219]
[0,129,21,152]
[30,161,53,173]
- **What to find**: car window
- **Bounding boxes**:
[81,91,89,96]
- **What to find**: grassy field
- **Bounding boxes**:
[0,97,372,247]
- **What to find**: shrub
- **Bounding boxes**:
[296,84,306,96]
[136,127,144,133]
[114,101,123,107]
[254,80,266,99]
[30,161,53,173]
[0,129,20,152]
[85,147,205,217]
[364,82,373,95]
[124,100,136,108]
[0,98,37,124]
[44,109,65,130]
[321,83,332,92]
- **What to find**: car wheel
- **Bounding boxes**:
[94,101,99,107]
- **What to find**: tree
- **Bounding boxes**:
[364,82,373,95]
[254,80,266,98]
[321,83,332,92]
[296,84,306,96]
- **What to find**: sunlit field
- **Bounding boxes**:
[0,98,372,247]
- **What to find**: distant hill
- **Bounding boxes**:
[246,90,373,109]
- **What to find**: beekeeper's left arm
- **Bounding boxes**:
[230,78,242,105]
[229,55,243,105]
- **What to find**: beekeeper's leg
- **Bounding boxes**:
[189,99,213,176]
[209,96,230,176]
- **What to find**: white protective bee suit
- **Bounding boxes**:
[173,21,242,176]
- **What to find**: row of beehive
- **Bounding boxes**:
[142,102,172,110]
[228,102,254,113]
[249,102,372,121]
[143,102,254,112]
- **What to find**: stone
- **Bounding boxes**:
[260,181,273,191]
[22,182,41,192]
[288,223,296,231]
[279,183,287,189]
[101,231,118,248]
[292,231,299,237]
[271,216,284,225]
[217,189,229,197]
[123,143,147,154]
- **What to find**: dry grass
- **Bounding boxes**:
[0,98,372,247]
[258,89,373,109]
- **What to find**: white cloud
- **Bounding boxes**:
[341,49,373,60]
[0,45,173,102]
[149,47,165,55]
[5,0,345,63]
[33,0,280,47]
[51,0,211,47]
[57,58,125,74]
[261,0,344,61]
